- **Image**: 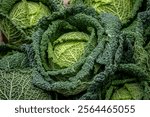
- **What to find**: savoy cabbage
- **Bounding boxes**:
[0,0,63,46]
[31,5,124,99]
[9,0,51,28]
[69,0,143,24]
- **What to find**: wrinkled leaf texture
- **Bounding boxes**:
[0,45,51,100]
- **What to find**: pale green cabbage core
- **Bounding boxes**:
[9,0,50,28]
[48,32,90,68]
[86,0,132,23]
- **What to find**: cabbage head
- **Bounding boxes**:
[70,0,143,24]
[9,0,50,28]
[0,0,63,45]
[32,6,124,99]
[48,32,90,68]
[106,83,144,100]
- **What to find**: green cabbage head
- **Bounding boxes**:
[70,0,143,24]
[48,32,89,68]
[32,6,124,99]
[0,0,54,45]
[86,0,142,23]
[111,83,143,100]
[9,0,50,28]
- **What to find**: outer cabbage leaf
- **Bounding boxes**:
[0,13,27,45]
[0,44,34,68]
[0,51,28,70]
[0,69,50,100]
[0,44,50,100]
[138,1,150,46]
[119,19,150,79]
